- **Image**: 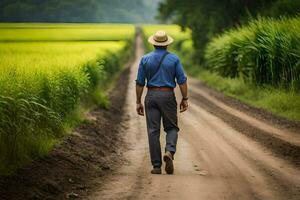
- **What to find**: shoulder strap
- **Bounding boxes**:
[144,52,169,82]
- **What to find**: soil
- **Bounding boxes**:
[188,80,300,166]
[0,33,299,200]
[190,80,300,133]
[88,33,300,200]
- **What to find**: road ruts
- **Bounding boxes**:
[87,32,300,200]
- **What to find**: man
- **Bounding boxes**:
[135,30,188,175]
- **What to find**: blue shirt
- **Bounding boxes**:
[135,48,187,88]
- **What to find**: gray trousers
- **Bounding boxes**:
[145,90,179,168]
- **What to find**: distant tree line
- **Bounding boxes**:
[0,0,160,23]
[158,0,300,62]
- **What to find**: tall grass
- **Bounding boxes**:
[0,24,134,174]
[205,17,300,90]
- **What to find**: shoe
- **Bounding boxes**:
[151,167,162,174]
[163,151,174,174]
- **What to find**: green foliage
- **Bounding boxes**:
[0,0,160,23]
[205,17,300,90]
[158,0,300,63]
[91,90,111,109]
[264,0,300,17]
[0,23,134,174]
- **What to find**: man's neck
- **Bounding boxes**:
[154,48,167,52]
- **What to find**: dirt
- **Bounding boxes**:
[189,80,300,133]
[0,33,300,200]
[188,82,300,166]
[87,34,300,200]
[0,47,132,199]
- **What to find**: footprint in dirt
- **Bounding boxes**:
[193,164,208,176]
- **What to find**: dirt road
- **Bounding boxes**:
[86,34,300,200]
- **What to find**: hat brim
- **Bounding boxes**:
[148,35,174,46]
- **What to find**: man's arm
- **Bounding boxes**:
[135,57,146,116]
[136,84,144,116]
[179,82,188,112]
[175,57,188,113]
[179,82,188,99]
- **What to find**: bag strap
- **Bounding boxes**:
[144,52,169,82]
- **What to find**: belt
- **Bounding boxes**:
[147,87,174,91]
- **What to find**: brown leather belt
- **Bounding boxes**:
[148,87,174,91]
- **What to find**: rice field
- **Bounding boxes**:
[0,41,125,71]
[0,23,134,174]
[0,23,135,41]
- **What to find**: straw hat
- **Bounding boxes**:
[148,30,174,46]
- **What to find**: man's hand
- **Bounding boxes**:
[179,82,188,113]
[136,103,144,116]
[180,99,188,113]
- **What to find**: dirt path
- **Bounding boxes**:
[87,34,300,200]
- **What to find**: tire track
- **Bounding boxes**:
[189,88,300,166]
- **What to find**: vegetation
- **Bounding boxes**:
[158,0,300,62]
[205,17,300,90]
[0,24,135,174]
[0,23,135,41]
[155,1,299,121]
[0,0,161,23]
[142,23,300,121]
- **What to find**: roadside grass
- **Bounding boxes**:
[190,68,300,121]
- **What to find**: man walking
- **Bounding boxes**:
[135,30,188,175]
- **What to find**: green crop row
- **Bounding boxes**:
[205,17,300,90]
[0,24,135,174]
[0,23,135,41]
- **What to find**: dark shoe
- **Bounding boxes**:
[163,151,174,174]
[151,167,162,174]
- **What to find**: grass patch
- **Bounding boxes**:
[191,68,300,121]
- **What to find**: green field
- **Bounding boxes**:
[1,21,299,174]
[0,23,134,174]
[0,41,125,70]
[0,23,135,41]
